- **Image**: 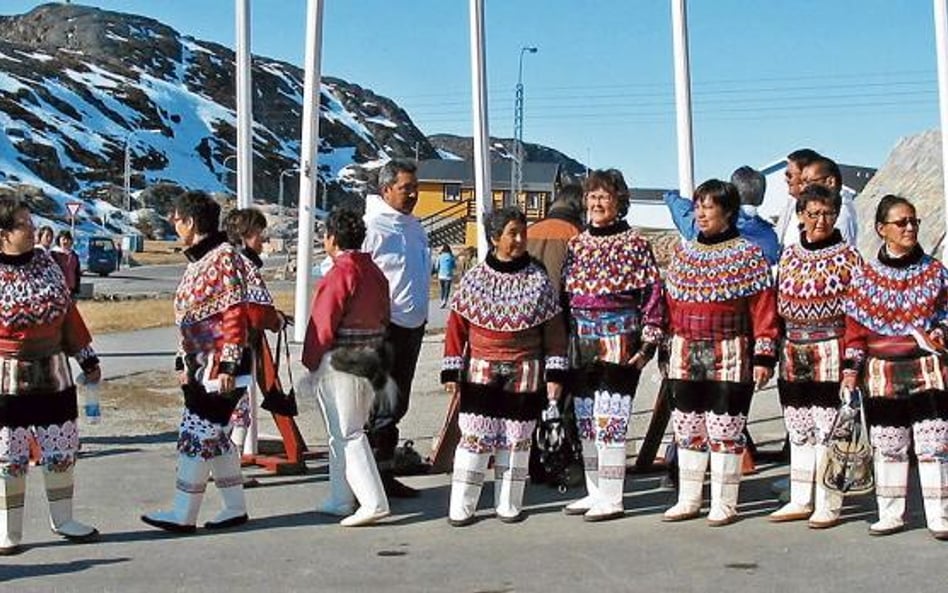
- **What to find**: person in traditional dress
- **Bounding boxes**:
[560,169,666,522]
[301,208,392,527]
[142,191,252,533]
[769,185,862,528]
[0,198,100,556]
[842,195,948,539]
[223,208,286,466]
[663,179,778,526]
[442,206,567,526]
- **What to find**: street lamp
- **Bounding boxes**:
[124,128,162,212]
[278,167,299,216]
[511,45,537,206]
[220,155,238,189]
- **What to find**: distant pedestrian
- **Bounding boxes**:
[35,225,54,252]
[142,191,252,533]
[435,244,456,308]
[0,198,101,555]
[362,159,430,498]
[50,230,81,296]
[775,148,822,248]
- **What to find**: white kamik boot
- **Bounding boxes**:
[808,443,843,529]
[584,444,627,522]
[0,474,25,555]
[44,467,98,542]
[494,448,530,522]
[770,442,815,522]
[918,460,948,540]
[707,451,742,526]
[205,450,249,529]
[869,458,908,536]
[141,454,210,533]
[448,447,490,527]
[563,438,600,515]
[663,448,708,521]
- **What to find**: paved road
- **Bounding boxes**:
[86,261,298,298]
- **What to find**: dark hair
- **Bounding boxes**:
[38,225,54,240]
[730,166,766,207]
[224,207,267,245]
[440,243,452,254]
[786,148,822,168]
[806,156,843,191]
[583,169,630,218]
[874,194,915,235]
[795,184,841,214]
[693,179,740,226]
[325,207,366,250]
[173,191,221,235]
[0,197,29,231]
[57,230,74,244]
[378,159,417,190]
[487,206,527,244]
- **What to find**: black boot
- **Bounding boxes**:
[381,472,419,498]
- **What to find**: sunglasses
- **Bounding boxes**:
[882,217,921,229]
[803,210,838,221]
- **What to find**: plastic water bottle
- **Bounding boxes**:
[76,374,101,425]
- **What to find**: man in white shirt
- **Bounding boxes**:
[775,148,822,248]
[362,159,430,498]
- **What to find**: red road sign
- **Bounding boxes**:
[66,201,82,217]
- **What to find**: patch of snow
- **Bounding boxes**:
[365,116,397,128]
[0,72,28,94]
[436,149,464,160]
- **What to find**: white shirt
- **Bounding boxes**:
[362,194,430,329]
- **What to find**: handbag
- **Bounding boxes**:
[259,327,299,417]
[821,387,874,495]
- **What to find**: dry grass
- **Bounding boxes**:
[78,290,298,334]
[129,240,186,266]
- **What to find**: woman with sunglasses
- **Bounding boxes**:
[663,179,778,526]
[842,195,948,539]
[769,185,862,528]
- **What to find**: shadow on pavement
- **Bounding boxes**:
[81,432,178,446]
[0,557,130,583]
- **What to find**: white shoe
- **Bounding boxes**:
[340,508,390,527]
[563,495,597,516]
[769,501,812,523]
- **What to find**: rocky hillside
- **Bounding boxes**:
[0,2,437,227]
[854,129,944,256]
[428,133,587,177]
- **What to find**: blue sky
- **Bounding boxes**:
[1,1,942,188]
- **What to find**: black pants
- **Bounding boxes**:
[368,321,426,466]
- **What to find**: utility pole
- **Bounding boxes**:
[511,46,537,207]
[236,0,254,208]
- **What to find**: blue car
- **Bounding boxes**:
[82,235,120,277]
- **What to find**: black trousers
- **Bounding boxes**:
[368,321,426,465]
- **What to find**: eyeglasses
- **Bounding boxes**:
[882,217,921,229]
[803,210,838,221]
[586,193,615,204]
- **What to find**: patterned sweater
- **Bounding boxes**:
[843,245,948,372]
[561,221,666,364]
[174,233,250,379]
[239,248,282,334]
[0,249,98,370]
[442,253,568,386]
[777,230,862,340]
[665,227,779,366]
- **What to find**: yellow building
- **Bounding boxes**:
[415,159,563,247]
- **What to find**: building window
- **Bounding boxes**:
[443,183,461,202]
[527,192,545,210]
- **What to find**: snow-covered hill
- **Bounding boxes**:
[0,3,436,234]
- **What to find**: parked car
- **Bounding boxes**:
[81,235,120,277]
